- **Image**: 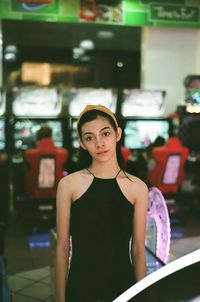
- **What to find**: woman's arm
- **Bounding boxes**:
[55,176,72,302]
[131,181,148,282]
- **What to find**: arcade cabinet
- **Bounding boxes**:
[23,134,68,222]
[174,76,200,212]
[0,153,9,256]
[0,92,9,256]
[123,119,170,182]
[0,91,10,301]
[148,137,189,197]
[11,86,69,214]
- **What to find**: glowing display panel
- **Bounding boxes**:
[0,90,6,116]
[122,89,165,117]
[71,119,79,149]
[68,88,117,117]
[0,120,5,150]
[12,87,62,117]
[14,120,63,150]
[38,157,55,189]
[162,154,181,185]
[124,120,169,149]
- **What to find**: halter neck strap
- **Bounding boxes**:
[115,168,122,179]
[86,168,95,177]
[86,168,121,179]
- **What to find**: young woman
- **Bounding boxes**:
[55,105,148,302]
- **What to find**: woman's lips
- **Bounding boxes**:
[96,150,108,155]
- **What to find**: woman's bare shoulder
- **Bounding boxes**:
[58,169,89,187]
[123,172,148,207]
[123,171,148,191]
[57,169,93,203]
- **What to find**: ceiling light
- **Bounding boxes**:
[79,40,95,51]
[4,52,17,62]
[80,55,92,62]
[97,31,114,39]
[117,61,124,68]
[73,48,85,56]
[5,44,18,53]
[4,44,18,62]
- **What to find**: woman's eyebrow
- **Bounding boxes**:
[83,126,111,136]
[83,132,93,136]
[100,126,111,132]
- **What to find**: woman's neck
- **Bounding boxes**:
[89,158,120,178]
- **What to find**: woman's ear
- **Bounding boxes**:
[78,137,87,150]
[116,127,122,142]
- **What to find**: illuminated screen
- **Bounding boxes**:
[0,90,6,116]
[122,89,165,117]
[68,88,117,117]
[124,120,169,149]
[162,154,181,184]
[12,87,62,117]
[71,119,79,149]
[14,120,63,150]
[38,157,55,189]
[0,120,5,150]
[185,89,200,113]
[185,88,200,104]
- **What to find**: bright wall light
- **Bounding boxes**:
[79,39,95,50]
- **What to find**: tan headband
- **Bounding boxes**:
[77,105,118,128]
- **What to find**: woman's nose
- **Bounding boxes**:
[95,136,104,147]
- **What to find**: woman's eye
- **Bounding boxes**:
[85,136,93,141]
[103,131,110,137]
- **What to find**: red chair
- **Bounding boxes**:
[121,146,131,164]
[24,138,68,201]
[148,137,189,194]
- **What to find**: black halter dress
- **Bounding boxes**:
[66,169,135,302]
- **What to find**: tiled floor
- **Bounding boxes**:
[3,208,200,302]
[8,267,53,301]
[4,213,55,301]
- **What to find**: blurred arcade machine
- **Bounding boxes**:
[121,89,169,149]
[0,89,9,255]
[67,87,118,171]
[177,75,200,212]
[0,90,6,152]
[121,89,169,181]
[10,86,69,217]
[120,89,172,263]
[0,89,11,301]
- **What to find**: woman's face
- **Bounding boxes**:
[79,116,122,163]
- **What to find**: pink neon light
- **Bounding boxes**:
[147,187,171,263]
